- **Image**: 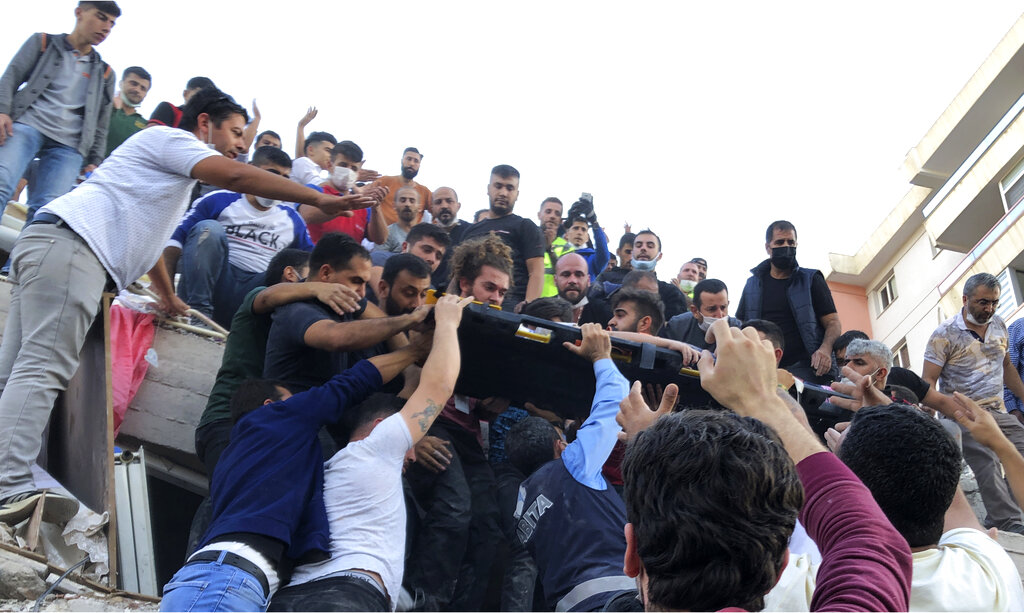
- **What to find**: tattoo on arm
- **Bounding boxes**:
[409,399,443,434]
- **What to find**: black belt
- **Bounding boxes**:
[29,211,65,226]
[185,551,270,596]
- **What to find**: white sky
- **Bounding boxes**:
[7,2,1024,294]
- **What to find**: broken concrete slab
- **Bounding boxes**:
[0,558,46,599]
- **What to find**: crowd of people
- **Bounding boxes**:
[5,3,1024,612]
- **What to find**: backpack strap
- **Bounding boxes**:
[39,33,48,53]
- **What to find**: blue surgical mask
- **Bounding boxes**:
[631,257,658,272]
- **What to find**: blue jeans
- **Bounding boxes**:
[160,553,270,612]
[176,220,264,328]
[0,122,83,223]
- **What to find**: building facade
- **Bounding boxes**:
[827,15,1024,373]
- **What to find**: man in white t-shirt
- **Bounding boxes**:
[0,87,381,526]
[764,401,1024,611]
[163,146,316,329]
[268,294,472,612]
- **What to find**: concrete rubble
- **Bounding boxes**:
[0,533,158,612]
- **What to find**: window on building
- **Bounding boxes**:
[876,272,898,312]
[1001,155,1024,213]
[891,339,911,370]
[996,267,1023,322]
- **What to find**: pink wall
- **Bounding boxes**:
[828,281,873,337]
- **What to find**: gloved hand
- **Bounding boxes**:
[578,193,597,225]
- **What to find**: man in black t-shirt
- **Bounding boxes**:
[263,233,429,391]
[458,164,544,310]
[735,220,841,384]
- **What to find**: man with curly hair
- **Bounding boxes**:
[404,234,513,610]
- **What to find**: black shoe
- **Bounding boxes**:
[1000,522,1024,535]
[0,490,79,525]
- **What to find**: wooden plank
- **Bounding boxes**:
[102,294,117,588]
[23,490,45,552]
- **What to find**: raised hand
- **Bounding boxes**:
[563,323,612,363]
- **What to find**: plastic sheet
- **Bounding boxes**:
[109,304,156,434]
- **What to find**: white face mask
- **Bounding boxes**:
[330,166,356,191]
[253,195,278,209]
[839,367,880,388]
[678,279,697,293]
[698,315,722,332]
[964,308,988,326]
[631,257,658,272]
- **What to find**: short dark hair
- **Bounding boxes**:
[506,416,560,477]
[121,66,150,83]
[838,404,961,547]
[309,232,370,274]
[79,1,121,17]
[963,272,1000,298]
[634,229,661,251]
[178,87,248,132]
[250,146,292,169]
[403,147,422,158]
[834,330,869,355]
[612,288,665,334]
[450,235,513,288]
[382,253,431,286]
[337,393,403,444]
[255,130,281,144]
[230,379,287,424]
[264,248,310,286]
[618,233,635,250]
[304,131,337,152]
[623,410,804,611]
[490,164,520,179]
[406,223,451,251]
[741,319,785,352]
[473,209,490,222]
[540,197,563,211]
[887,385,920,406]
[332,140,364,162]
[622,270,658,289]
[765,220,797,243]
[692,279,728,308]
[522,297,573,323]
[186,76,215,91]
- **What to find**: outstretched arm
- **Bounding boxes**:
[607,330,700,366]
[953,392,1024,513]
[253,282,361,316]
[192,156,380,216]
[559,324,629,486]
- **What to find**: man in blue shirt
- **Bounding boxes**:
[1005,318,1024,422]
[507,324,636,611]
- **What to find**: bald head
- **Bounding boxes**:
[555,253,590,305]
[431,186,461,227]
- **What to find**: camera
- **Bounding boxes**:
[564,192,595,229]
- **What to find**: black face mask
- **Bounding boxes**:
[770,246,797,271]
